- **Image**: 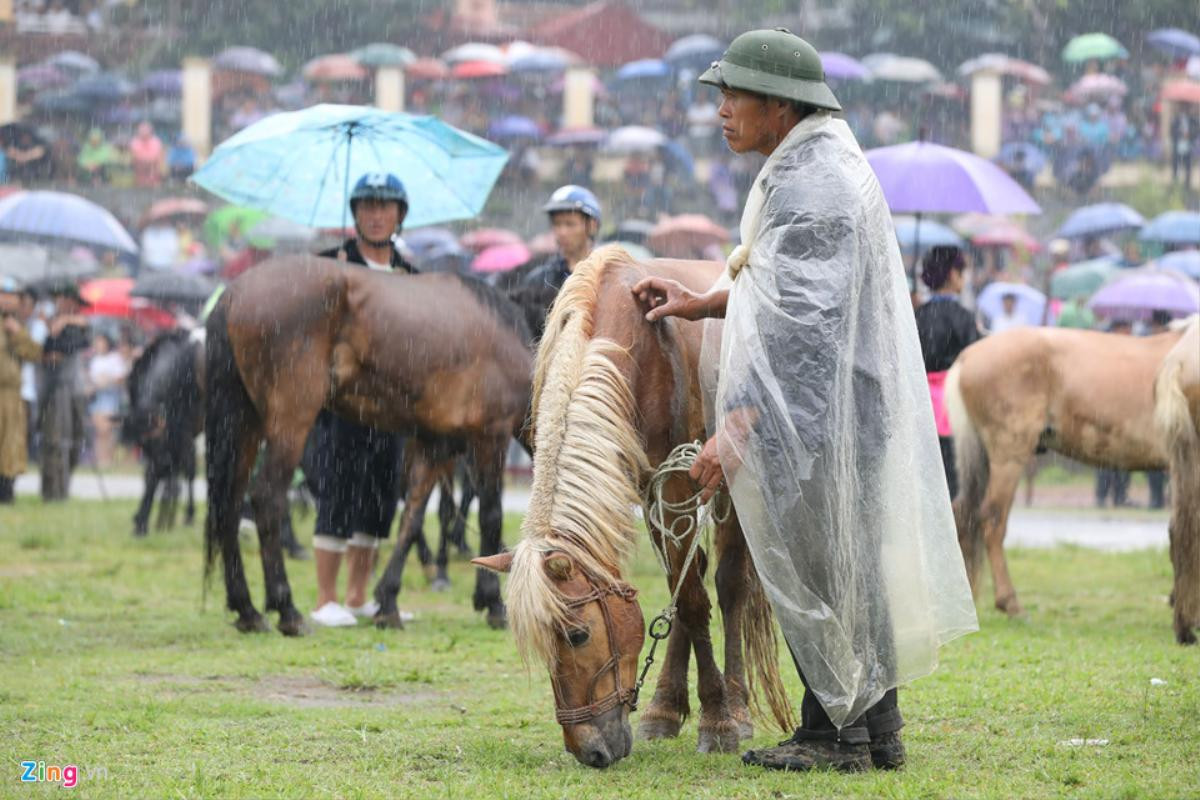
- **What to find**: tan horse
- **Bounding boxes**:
[475,246,792,768]
[947,316,1200,643]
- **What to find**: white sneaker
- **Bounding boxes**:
[309,602,357,627]
[346,600,380,618]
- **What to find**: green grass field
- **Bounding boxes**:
[2,499,1197,799]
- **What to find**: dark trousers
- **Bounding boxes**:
[0,475,13,503]
[939,435,958,500]
[792,650,903,745]
[1095,468,1130,507]
[1147,470,1167,510]
[313,410,403,539]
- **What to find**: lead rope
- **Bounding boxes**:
[630,441,732,709]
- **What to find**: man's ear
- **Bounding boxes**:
[472,551,514,573]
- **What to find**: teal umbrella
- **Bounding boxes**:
[1062,33,1129,63]
[1050,257,1120,300]
[191,104,509,230]
[350,43,416,68]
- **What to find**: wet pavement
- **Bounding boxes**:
[14,472,1169,552]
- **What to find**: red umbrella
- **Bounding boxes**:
[647,214,730,257]
[1162,80,1200,104]
[405,58,449,80]
[303,54,369,83]
[472,243,531,273]
[139,197,210,229]
[80,277,135,317]
[451,60,508,79]
[461,228,523,253]
[79,277,176,328]
[971,220,1041,252]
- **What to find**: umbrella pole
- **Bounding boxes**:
[338,125,355,261]
[913,212,922,289]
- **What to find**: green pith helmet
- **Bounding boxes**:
[699,28,841,111]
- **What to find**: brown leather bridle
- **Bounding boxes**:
[552,578,642,726]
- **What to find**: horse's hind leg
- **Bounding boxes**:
[470,436,507,629]
[714,515,752,740]
[249,428,309,636]
[133,459,159,537]
[432,473,454,591]
[223,434,267,632]
[184,442,196,526]
[981,458,1027,616]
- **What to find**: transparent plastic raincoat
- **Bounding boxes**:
[703,112,978,728]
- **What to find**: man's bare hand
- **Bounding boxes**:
[689,435,726,503]
[631,277,699,322]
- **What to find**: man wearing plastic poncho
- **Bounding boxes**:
[633,29,977,773]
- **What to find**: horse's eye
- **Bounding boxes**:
[566,628,590,647]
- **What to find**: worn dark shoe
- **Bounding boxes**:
[869,731,906,770]
[742,737,872,773]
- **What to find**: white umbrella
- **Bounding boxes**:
[863,53,943,83]
[442,43,506,65]
[604,125,666,153]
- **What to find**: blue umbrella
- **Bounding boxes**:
[546,127,608,146]
[403,227,460,256]
[33,90,91,114]
[893,216,963,251]
[74,72,136,101]
[977,282,1047,327]
[1153,250,1200,279]
[212,46,282,76]
[0,190,138,254]
[1056,202,1145,239]
[664,35,725,66]
[46,50,99,75]
[1146,29,1200,59]
[660,139,695,178]
[487,115,542,141]
[191,104,509,230]
[140,70,182,95]
[997,141,1047,174]
[616,59,672,81]
[508,51,570,73]
[1138,211,1200,245]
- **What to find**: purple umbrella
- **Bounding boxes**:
[17,64,68,91]
[866,140,1042,215]
[1087,268,1200,321]
[140,70,182,95]
[546,127,608,146]
[820,52,870,82]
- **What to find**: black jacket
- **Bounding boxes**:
[318,238,417,274]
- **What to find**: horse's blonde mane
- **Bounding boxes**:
[510,245,650,667]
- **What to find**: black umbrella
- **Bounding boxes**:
[614,219,656,244]
[130,271,214,305]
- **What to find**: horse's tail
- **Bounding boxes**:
[742,562,796,732]
[1154,349,1200,644]
[203,297,257,600]
[947,362,989,593]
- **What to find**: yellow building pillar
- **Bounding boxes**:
[181,57,212,161]
[563,67,595,129]
[375,66,404,112]
[0,56,15,126]
[970,70,1002,159]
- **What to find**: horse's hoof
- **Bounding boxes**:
[486,605,507,630]
[637,713,683,741]
[422,564,438,584]
[431,577,451,592]
[277,612,308,637]
[1177,625,1197,646]
[696,720,741,754]
[731,709,754,741]
[234,613,270,634]
[374,611,405,630]
[996,595,1023,617]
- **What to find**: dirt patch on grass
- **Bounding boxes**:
[131,672,438,709]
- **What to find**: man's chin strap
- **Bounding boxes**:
[354,224,395,251]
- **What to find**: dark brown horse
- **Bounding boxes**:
[476,246,792,768]
[204,256,531,635]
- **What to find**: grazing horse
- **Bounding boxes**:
[1154,319,1200,644]
[122,329,204,536]
[475,246,792,768]
[204,256,531,635]
[947,317,1199,642]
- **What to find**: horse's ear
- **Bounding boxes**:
[544,553,574,581]
[472,552,513,573]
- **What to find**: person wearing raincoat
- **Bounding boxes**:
[37,282,91,501]
[76,127,121,185]
[633,29,977,773]
[0,277,42,503]
[308,172,417,628]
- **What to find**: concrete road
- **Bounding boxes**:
[15,472,1169,552]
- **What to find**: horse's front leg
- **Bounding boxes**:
[714,512,753,741]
